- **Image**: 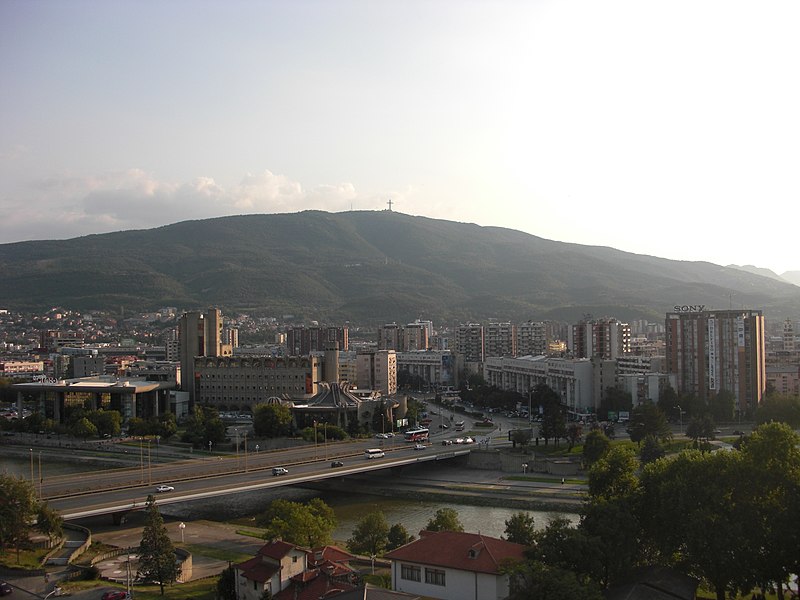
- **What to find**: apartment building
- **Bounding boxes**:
[665,308,766,414]
[484,321,516,358]
[570,317,631,360]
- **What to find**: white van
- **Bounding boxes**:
[364,448,385,459]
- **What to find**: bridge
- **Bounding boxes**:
[44,441,473,521]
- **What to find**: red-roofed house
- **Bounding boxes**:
[384,531,526,600]
[234,540,307,600]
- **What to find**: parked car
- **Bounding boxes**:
[101,591,127,600]
[413,444,426,450]
[330,460,344,468]
[154,484,174,493]
[375,433,389,439]
[732,430,745,436]
[0,581,13,596]
[441,440,453,446]
[272,467,289,476]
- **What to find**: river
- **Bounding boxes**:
[0,454,578,541]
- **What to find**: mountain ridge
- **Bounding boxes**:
[1,210,797,324]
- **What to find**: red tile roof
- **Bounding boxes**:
[384,531,526,575]
[273,569,357,600]
[235,556,279,583]
[258,540,299,560]
[309,545,356,567]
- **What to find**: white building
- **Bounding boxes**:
[396,350,454,387]
[385,530,525,600]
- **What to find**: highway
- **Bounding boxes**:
[45,439,471,520]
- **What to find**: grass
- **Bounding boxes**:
[0,547,48,570]
[180,543,251,564]
[63,576,218,600]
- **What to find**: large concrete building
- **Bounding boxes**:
[396,350,455,388]
[454,323,484,364]
[665,308,766,415]
[484,321,516,358]
[570,317,631,360]
[179,309,232,406]
[356,350,397,396]
[286,325,349,355]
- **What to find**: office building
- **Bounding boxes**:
[286,325,349,355]
[665,308,766,414]
[179,309,232,406]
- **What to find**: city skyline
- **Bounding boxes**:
[2,1,799,274]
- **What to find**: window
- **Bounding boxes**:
[401,564,420,582]
[425,568,446,586]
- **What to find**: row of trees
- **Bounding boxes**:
[0,474,63,562]
[508,422,800,600]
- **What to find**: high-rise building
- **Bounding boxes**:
[286,326,349,355]
[517,321,548,357]
[179,309,232,405]
[356,350,397,396]
[570,317,631,360]
[665,309,765,414]
[485,321,516,358]
[377,323,402,351]
[454,323,484,364]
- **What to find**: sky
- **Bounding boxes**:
[1,0,799,274]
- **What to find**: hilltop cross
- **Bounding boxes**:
[387,198,393,211]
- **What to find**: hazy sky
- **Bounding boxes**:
[2,1,798,273]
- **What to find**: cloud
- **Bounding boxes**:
[0,169,374,243]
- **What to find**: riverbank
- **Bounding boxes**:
[301,460,585,512]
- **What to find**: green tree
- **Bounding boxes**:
[565,422,583,451]
[582,429,611,467]
[709,390,735,422]
[347,511,390,558]
[506,561,603,600]
[588,446,638,501]
[657,385,678,416]
[425,507,464,532]
[511,429,532,449]
[535,384,566,446]
[503,512,536,546]
[253,402,293,438]
[579,498,640,589]
[598,386,633,421]
[93,409,122,437]
[626,401,671,445]
[137,495,180,595]
[216,564,237,600]
[527,517,587,575]
[156,413,178,440]
[71,416,98,440]
[256,498,337,547]
[0,475,39,560]
[638,435,665,465]
[685,415,715,449]
[181,405,226,448]
[387,523,414,551]
[638,451,750,600]
[755,392,800,428]
[36,504,64,545]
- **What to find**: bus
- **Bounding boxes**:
[364,448,385,459]
[454,420,465,432]
[404,428,430,442]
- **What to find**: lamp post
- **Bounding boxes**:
[38,451,43,498]
[676,405,683,435]
[208,440,212,455]
[29,448,34,490]
[243,432,248,472]
[178,522,186,544]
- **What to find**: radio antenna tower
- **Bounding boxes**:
[387,198,393,211]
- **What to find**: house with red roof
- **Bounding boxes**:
[383,530,526,600]
[234,540,308,600]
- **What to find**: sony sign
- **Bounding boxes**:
[673,305,706,313]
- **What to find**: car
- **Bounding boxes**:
[413,443,426,450]
[464,436,474,444]
[438,424,449,429]
[101,591,126,600]
[272,467,289,476]
[375,433,389,439]
[441,440,453,446]
[0,581,12,596]
[385,432,394,437]
[733,430,745,436]
[155,484,174,493]
[455,438,465,444]
[330,460,344,468]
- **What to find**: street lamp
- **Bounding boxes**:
[676,405,683,435]
[178,522,186,544]
[29,448,34,488]
[208,440,213,455]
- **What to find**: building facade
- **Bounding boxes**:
[179,309,232,406]
[665,309,766,414]
[356,350,397,396]
[396,350,454,388]
[484,322,516,358]
[286,325,349,355]
[570,317,631,360]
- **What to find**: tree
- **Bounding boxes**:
[504,512,536,546]
[36,504,64,545]
[598,386,633,421]
[657,385,678,416]
[579,498,640,589]
[638,451,751,600]
[582,429,611,467]
[626,401,671,445]
[156,413,178,440]
[217,564,237,600]
[137,495,180,595]
[755,392,800,429]
[256,498,337,547]
[506,561,603,600]
[253,402,293,438]
[638,435,665,465]
[685,415,715,449]
[71,416,98,440]
[709,390,735,422]
[181,405,226,448]
[387,523,414,551]
[511,429,531,449]
[535,384,566,446]
[347,511,389,558]
[93,409,122,437]
[565,422,583,451]
[0,475,39,561]
[425,507,464,532]
[588,446,638,501]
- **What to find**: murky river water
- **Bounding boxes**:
[1,454,578,540]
